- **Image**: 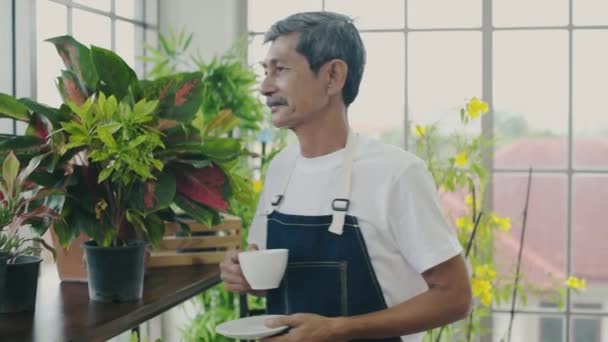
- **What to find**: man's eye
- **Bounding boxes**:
[276,66,287,72]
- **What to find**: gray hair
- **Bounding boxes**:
[264,11,366,107]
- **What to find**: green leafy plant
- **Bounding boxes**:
[0,151,59,263]
[142,28,266,132]
[0,35,254,248]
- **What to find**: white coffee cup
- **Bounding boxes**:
[238,249,288,290]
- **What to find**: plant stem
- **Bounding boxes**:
[506,167,533,342]
[466,309,474,342]
[435,211,483,342]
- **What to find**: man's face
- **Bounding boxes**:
[260,33,330,129]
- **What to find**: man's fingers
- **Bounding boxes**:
[220,273,248,285]
[227,249,240,263]
[223,282,250,294]
[265,314,300,328]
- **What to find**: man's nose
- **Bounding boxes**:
[259,75,277,97]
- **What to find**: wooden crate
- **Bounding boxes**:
[148,214,242,268]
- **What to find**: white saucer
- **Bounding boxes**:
[216,315,289,339]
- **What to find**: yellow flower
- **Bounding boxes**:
[413,125,426,137]
[472,278,493,306]
[566,276,587,290]
[490,214,511,232]
[480,291,493,306]
[467,97,489,119]
[475,264,497,281]
[252,180,264,193]
[455,216,474,232]
[465,194,474,207]
[454,151,469,167]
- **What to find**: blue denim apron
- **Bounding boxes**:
[264,131,401,341]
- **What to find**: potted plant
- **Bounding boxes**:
[0,151,59,313]
[0,35,253,302]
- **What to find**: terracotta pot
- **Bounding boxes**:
[50,230,89,282]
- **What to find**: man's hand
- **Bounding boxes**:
[261,314,347,342]
[219,244,259,294]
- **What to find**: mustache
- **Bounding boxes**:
[266,97,288,107]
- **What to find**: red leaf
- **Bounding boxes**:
[175,165,228,211]
[61,75,87,105]
[174,79,199,107]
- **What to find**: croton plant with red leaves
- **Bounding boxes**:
[0,36,252,248]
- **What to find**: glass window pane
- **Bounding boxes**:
[572,175,608,313]
[493,31,568,169]
[494,173,567,311]
[36,0,67,107]
[143,28,158,78]
[248,34,267,82]
[493,0,568,27]
[248,0,322,32]
[115,20,137,69]
[145,0,158,25]
[0,0,12,94]
[573,30,608,169]
[73,0,111,12]
[572,317,602,341]
[408,0,481,29]
[493,313,565,342]
[116,0,137,20]
[408,32,482,135]
[72,9,112,49]
[349,33,404,145]
[325,0,404,30]
[574,0,608,26]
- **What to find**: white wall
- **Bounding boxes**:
[159,0,247,63]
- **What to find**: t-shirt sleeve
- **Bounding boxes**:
[246,184,268,250]
[388,160,463,274]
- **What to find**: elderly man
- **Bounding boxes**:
[220,11,471,342]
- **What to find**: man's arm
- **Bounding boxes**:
[334,254,471,339]
[264,254,471,341]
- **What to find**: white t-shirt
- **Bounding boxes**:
[248,133,463,342]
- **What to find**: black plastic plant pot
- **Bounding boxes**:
[81,240,147,303]
[0,255,42,313]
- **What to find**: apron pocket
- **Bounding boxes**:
[282,261,348,317]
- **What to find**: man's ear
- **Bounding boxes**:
[324,59,348,97]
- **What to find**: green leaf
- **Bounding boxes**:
[66,95,94,121]
[133,98,158,118]
[127,135,147,149]
[0,135,45,159]
[2,151,20,197]
[46,35,99,92]
[201,138,243,162]
[52,216,80,248]
[0,92,30,121]
[144,214,165,248]
[61,121,88,137]
[19,98,60,126]
[96,126,117,148]
[174,194,220,227]
[31,237,57,261]
[91,45,137,101]
[126,209,148,236]
[98,167,113,183]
